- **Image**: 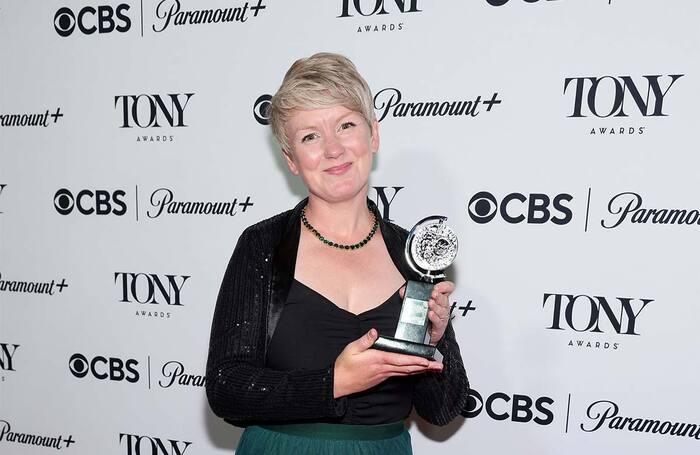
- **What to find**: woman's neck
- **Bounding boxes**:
[305,191,374,242]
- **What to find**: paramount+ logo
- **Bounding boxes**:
[602,192,700,229]
[54,188,127,216]
[69,353,139,383]
[462,388,554,425]
[468,191,573,225]
[158,360,205,389]
[54,4,131,37]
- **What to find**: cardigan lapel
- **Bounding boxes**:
[268,198,306,346]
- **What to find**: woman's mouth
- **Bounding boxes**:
[324,162,352,175]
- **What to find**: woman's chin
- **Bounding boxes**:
[313,182,368,203]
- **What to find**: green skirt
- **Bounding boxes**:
[235,421,412,454]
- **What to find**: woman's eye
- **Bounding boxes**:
[301,133,317,143]
[340,121,356,130]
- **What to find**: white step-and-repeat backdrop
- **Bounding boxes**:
[2,1,699,453]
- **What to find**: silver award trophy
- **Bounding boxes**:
[373,216,458,360]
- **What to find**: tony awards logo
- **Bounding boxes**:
[373,216,458,359]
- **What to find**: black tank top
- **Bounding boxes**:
[266,279,415,424]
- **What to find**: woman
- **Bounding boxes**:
[206,52,468,454]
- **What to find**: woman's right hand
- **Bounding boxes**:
[333,328,443,398]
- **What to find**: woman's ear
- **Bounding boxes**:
[370,120,380,154]
[282,149,299,175]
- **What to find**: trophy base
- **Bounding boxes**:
[373,335,437,360]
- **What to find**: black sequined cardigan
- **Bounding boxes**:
[205,198,469,427]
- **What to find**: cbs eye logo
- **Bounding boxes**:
[468,191,573,225]
[462,388,554,425]
[54,4,131,37]
[253,94,272,125]
[54,188,127,216]
[69,353,139,383]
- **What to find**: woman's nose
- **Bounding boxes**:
[324,134,344,158]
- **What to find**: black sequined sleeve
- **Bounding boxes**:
[205,228,347,425]
[412,318,469,425]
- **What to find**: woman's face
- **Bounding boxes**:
[283,105,379,203]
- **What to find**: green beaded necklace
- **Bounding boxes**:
[301,203,378,250]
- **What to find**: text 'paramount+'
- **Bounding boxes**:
[0,273,68,296]
[146,188,254,218]
[0,421,76,450]
[581,400,700,441]
[152,0,267,33]
[0,108,64,127]
[602,192,700,229]
[374,88,502,122]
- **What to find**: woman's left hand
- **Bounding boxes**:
[400,280,455,346]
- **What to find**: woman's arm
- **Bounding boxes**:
[205,228,347,425]
[412,319,469,426]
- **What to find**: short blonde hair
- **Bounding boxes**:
[269,52,376,152]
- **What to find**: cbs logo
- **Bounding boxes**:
[253,94,272,125]
[69,353,139,383]
[462,388,554,425]
[468,191,572,225]
[54,4,131,37]
[54,188,127,216]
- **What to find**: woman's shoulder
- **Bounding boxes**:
[241,207,294,238]
[384,219,409,235]
[380,217,410,244]
[233,204,300,254]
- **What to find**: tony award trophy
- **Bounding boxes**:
[373,216,458,360]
